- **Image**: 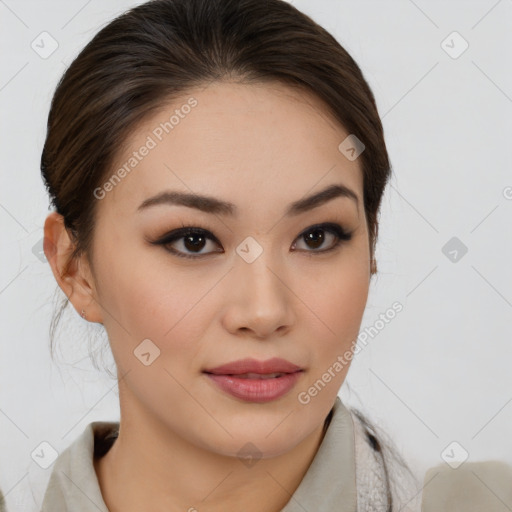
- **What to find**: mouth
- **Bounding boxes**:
[202,358,304,403]
[209,372,289,379]
[203,357,303,376]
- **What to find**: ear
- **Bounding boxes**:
[43,212,104,324]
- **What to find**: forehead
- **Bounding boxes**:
[96,80,364,220]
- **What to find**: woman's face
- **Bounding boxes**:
[81,80,370,457]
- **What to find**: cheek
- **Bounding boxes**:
[324,270,369,339]
[96,248,223,375]
[95,257,210,408]
[304,251,369,336]
[302,255,369,375]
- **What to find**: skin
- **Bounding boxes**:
[44,80,372,512]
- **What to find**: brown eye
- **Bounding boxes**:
[182,232,208,252]
[152,227,222,259]
[150,222,352,260]
[302,228,329,249]
[292,223,352,253]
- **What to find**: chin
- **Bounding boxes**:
[203,423,310,461]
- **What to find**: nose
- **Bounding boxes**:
[221,248,295,339]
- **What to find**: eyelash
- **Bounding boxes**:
[149,222,353,260]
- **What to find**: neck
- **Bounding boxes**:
[94,392,332,512]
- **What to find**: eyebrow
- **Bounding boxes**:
[137,183,359,217]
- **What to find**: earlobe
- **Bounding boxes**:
[43,212,104,324]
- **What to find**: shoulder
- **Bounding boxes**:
[16,421,119,512]
[346,406,512,511]
[40,420,118,512]
[421,459,512,511]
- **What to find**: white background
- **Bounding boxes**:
[1,0,511,507]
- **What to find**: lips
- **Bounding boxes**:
[234,372,285,379]
[203,357,304,402]
[203,357,302,376]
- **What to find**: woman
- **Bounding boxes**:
[19,0,508,510]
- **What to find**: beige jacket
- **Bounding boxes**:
[4,397,511,511]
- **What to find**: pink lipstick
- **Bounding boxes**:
[203,357,303,403]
